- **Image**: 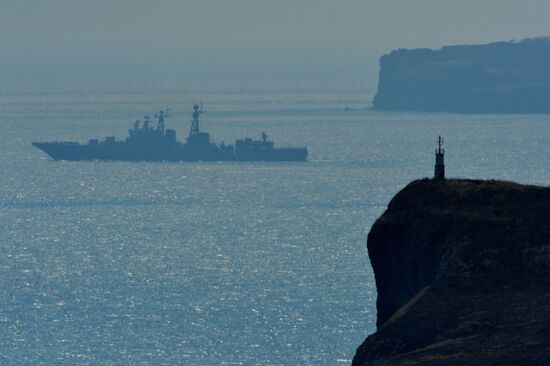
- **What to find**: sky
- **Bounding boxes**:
[2,0,550,93]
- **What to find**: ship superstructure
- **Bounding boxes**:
[32,104,308,162]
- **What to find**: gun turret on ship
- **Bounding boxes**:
[32,104,308,162]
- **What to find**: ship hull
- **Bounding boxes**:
[32,142,307,162]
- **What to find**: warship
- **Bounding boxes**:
[33,104,308,162]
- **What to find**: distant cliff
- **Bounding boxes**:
[352,179,550,366]
[372,38,550,113]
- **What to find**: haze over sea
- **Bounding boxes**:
[2,88,550,365]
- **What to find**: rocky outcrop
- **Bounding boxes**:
[372,38,550,113]
[353,179,550,366]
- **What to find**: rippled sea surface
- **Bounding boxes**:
[2,90,550,365]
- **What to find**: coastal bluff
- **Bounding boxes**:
[352,179,550,366]
[372,38,550,113]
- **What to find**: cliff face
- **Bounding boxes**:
[372,38,550,113]
[353,179,550,366]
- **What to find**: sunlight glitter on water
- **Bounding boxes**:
[2,91,550,364]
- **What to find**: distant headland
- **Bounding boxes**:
[372,37,550,113]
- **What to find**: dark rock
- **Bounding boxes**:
[353,179,550,366]
[372,38,550,113]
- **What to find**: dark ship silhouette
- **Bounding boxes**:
[33,104,308,162]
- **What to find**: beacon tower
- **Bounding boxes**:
[434,136,445,180]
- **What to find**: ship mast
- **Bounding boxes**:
[155,110,165,132]
[189,104,202,137]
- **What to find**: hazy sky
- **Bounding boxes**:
[2,0,550,93]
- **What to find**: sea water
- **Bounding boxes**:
[2,90,550,365]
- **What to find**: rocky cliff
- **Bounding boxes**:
[372,38,550,113]
[353,179,550,366]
